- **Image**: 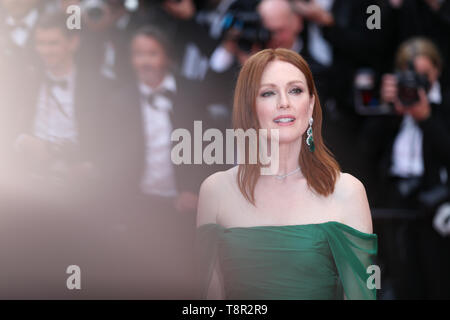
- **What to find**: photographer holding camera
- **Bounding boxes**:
[209,0,304,72]
[380,37,450,184]
[363,37,450,299]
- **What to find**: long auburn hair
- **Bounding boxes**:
[232,48,341,206]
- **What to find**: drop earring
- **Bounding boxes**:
[306,117,315,152]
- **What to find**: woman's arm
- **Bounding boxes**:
[207,263,225,299]
[336,173,376,299]
[196,172,225,299]
[196,172,222,227]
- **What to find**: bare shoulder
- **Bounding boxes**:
[196,170,225,227]
[334,172,373,234]
[200,165,237,192]
[333,172,365,197]
[196,166,238,227]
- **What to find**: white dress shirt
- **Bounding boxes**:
[390,81,442,178]
[139,74,178,198]
[33,69,78,144]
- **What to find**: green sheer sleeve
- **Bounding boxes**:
[319,222,378,300]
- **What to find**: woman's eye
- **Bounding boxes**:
[261,91,274,97]
[260,87,302,97]
[290,87,302,94]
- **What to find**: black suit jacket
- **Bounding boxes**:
[76,16,140,85]
[360,87,450,207]
[104,74,216,198]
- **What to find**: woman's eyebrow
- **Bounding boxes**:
[259,80,305,87]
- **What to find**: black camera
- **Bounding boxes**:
[221,2,271,52]
[396,62,431,107]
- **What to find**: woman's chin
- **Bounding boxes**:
[276,134,303,146]
[261,126,303,145]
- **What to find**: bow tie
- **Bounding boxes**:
[144,89,175,111]
[45,76,69,90]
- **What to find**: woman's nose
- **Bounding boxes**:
[277,92,289,109]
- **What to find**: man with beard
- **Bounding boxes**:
[100,25,213,297]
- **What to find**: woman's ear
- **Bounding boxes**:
[309,94,315,116]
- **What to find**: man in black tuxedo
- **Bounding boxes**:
[105,25,213,214]
[100,25,215,297]
[11,12,112,193]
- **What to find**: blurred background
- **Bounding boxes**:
[0,0,449,299]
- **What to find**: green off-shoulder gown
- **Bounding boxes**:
[196,221,378,300]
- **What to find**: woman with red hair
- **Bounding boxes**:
[196,48,378,300]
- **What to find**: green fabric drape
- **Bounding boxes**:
[195,221,378,300]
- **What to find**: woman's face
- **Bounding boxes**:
[255,60,314,145]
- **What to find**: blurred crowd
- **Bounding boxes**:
[0,0,449,299]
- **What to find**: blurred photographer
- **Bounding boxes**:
[363,37,450,299]
[209,0,304,71]
[380,38,450,179]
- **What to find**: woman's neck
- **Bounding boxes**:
[263,138,303,178]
